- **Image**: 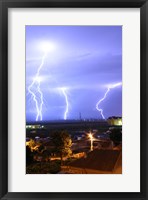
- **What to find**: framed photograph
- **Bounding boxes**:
[0,0,148,199]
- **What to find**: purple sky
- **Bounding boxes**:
[26,26,122,122]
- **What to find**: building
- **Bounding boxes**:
[107,116,122,126]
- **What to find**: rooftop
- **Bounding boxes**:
[69,149,121,172]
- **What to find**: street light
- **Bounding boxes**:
[88,132,94,151]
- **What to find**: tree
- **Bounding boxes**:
[109,128,122,146]
[27,139,41,152]
[37,144,46,154]
[51,130,72,163]
[41,150,51,162]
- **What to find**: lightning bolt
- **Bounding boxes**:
[96,82,122,119]
[28,52,47,121]
[61,88,69,120]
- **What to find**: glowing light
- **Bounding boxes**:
[88,133,93,140]
[61,88,69,120]
[96,82,122,119]
[40,41,55,53]
[35,76,42,83]
[88,132,94,151]
[118,120,122,126]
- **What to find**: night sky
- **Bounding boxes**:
[26,26,122,122]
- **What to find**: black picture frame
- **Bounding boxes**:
[0,0,148,199]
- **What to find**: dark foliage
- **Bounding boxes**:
[51,130,72,162]
[26,146,33,165]
[109,128,122,145]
